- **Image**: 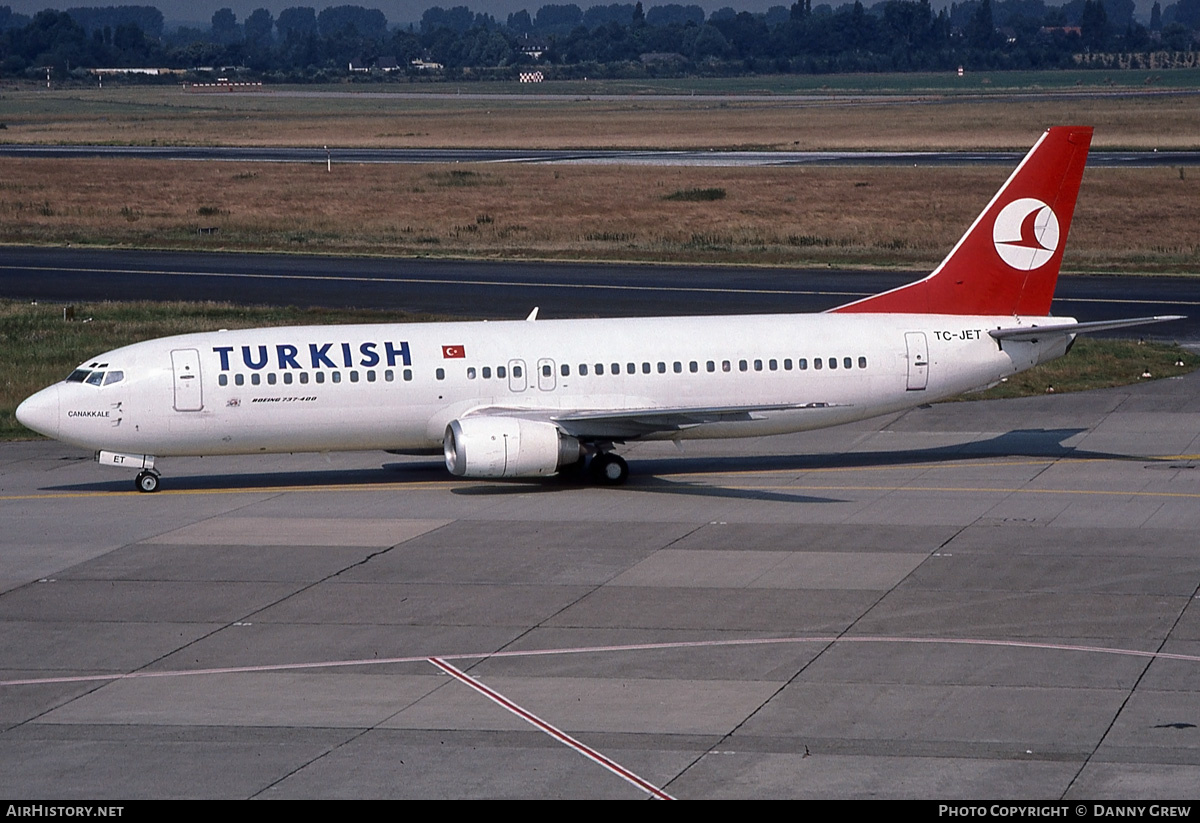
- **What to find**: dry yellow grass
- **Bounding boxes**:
[3,87,1199,150]
[0,158,1195,272]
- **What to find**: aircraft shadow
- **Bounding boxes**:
[450,475,841,504]
[40,428,1145,498]
[42,462,448,494]
[635,427,1110,478]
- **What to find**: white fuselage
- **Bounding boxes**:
[23,312,1072,458]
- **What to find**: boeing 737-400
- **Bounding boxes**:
[15,126,1181,491]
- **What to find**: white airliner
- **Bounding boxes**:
[16,126,1180,492]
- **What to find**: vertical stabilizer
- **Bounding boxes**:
[831,126,1093,317]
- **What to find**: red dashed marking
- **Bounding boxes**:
[428,656,674,800]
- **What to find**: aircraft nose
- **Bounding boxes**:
[15,384,60,439]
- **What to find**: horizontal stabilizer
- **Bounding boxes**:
[989,315,1184,342]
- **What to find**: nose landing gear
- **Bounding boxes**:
[135,469,161,493]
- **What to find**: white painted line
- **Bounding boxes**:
[0,263,860,298]
[4,634,1199,688]
[428,656,674,800]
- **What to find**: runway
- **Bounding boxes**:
[3,369,1200,798]
[4,247,1200,338]
[4,143,1200,167]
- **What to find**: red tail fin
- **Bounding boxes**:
[832,126,1093,317]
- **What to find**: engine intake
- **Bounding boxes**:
[444,417,584,478]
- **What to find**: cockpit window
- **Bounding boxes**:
[66,368,124,387]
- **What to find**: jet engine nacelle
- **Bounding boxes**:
[444,417,584,478]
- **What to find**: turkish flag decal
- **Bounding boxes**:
[442,345,465,359]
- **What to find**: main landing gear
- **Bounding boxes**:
[135,469,161,493]
[589,452,629,486]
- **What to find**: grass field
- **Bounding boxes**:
[1,159,1195,272]
[965,337,1200,400]
[2,77,1200,150]
[2,75,1197,271]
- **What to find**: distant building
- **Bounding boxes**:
[517,34,547,59]
[91,67,183,75]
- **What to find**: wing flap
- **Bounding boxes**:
[463,402,845,439]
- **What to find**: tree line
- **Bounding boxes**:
[2,0,1198,80]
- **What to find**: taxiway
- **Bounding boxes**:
[3,368,1200,797]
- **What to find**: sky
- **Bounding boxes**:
[2,0,1156,31]
[2,0,908,29]
[5,1,796,29]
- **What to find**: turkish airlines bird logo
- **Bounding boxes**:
[992,198,1060,271]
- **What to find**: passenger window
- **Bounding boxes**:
[799,358,808,370]
[706,361,715,372]
[219,374,228,386]
[844,357,852,369]
[561,364,570,377]
[769,359,778,371]
[498,366,507,378]
[611,363,620,374]
[435,368,445,381]
[268,373,278,385]
[580,364,588,376]
[482,367,492,379]
[814,359,822,370]
[331,372,340,383]
[350,371,359,383]
[253,373,263,385]
[828,358,837,370]
[657,362,666,374]
[385,370,394,382]
[722,360,731,372]
[299,372,309,384]
[313,372,323,384]
[627,363,635,374]
[595,364,604,375]
[673,362,682,374]
[859,356,867,369]
[543,364,552,377]
[784,359,792,370]
[468,367,477,379]
[513,365,522,378]
[754,359,763,371]
[642,362,650,374]
[689,361,698,373]
[235,374,245,386]
[403,369,413,381]
[739,360,748,372]
[367,370,376,382]
[284,372,294,384]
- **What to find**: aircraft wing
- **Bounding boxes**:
[463,402,844,440]
[989,315,1184,342]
